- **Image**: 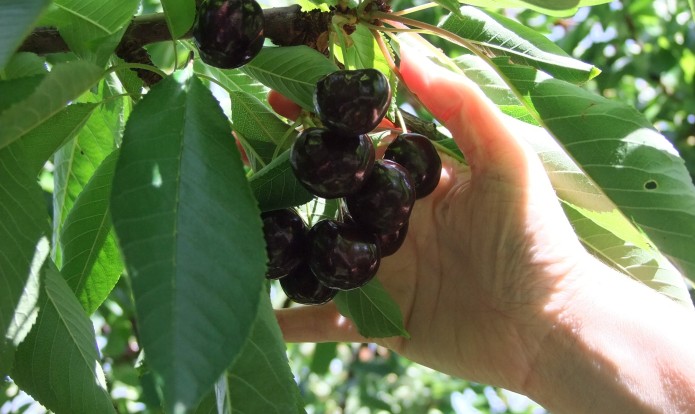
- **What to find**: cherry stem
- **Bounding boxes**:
[272,118,302,160]
[370,28,400,80]
[396,109,408,134]
[105,62,167,79]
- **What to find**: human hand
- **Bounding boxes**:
[274,41,603,394]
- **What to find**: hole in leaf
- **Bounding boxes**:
[644,180,658,190]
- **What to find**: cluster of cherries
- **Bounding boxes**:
[263,69,442,305]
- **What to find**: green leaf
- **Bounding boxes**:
[0,144,49,376]
[459,0,583,16]
[334,279,409,339]
[249,150,314,212]
[561,201,692,306]
[310,343,337,375]
[111,76,266,412]
[529,79,695,283]
[0,52,48,79]
[449,55,693,306]
[43,0,140,64]
[61,149,123,314]
[0,0,51,70]
[162,0,197,39]
[226,291,305,413]
[439,7,599,83]
[334,24,391,76]
[194,62,269,104]
[241,46,339,111]
[17,103,98,175]
[230,90,294,170]
[0,60,103,150]
[52,95,118,266]
[12,264,115,414]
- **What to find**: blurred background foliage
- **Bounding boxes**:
[2,0,694,413]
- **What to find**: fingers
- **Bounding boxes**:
[398,39,537,180]
[275,302,367,343]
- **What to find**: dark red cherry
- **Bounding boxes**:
[193,0,265,69]
[261,209,307,279]
[384,133,442,199]
[314,69,392,135]
[345,160,415,234]
[308,220,380,290]
[377,221,409,257]
[290,128,375,198]
[280,261,337,305]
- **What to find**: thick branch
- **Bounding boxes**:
[18,5,332,55]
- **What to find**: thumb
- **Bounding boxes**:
[398,37,536,179]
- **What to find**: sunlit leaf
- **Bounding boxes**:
[162,0,197,39]
[12,264,115,413]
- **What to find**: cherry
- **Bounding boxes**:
[308,220,380,290]
[261,209,307,279]
[384,133,442,199]
[345,160,415,233]
[192,0,265,69]
[268,90,302,121]
[280,261,337,305]
[290,128,375,199]
[377,221,409,257]
[314,69,392,135]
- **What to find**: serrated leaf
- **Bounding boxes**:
[12,264,115,414]
[111,76,266,412]
[162,0,197,39]
[53,95,118,267]
[44,0,139,64]
[334,279,409,338]
[0,60,103,150]
[230,90,294,169]
[226,292,304,414]
[249,150,314,211]
[61,149,123,314]
[335,25,391,76]
[194,62,269,104]
[0,144,48,376]
[438,7,598,83]
[529,79,695,283]
[0,0,51,70]
[241,46,339,111]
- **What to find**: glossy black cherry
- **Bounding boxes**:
[261,209,307,279]
[345,160,415,234]
[314,69,392,135]
[193,0,265,69]
[377,221,409,257]
[280,261,337,305]
[290,127,375,198]
[384,133,442,199]
[308,220,380,290]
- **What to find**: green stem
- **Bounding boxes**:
[272,118,302,160]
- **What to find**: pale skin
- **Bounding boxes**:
[273,44,695,413]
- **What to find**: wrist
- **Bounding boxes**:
[522,256,695,413]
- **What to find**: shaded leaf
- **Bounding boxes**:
[162,0,197,39]
[12,264,115,414]
[230,90,294,169]
[111,76,266,412]
[0,60,103,150]
[248,150,314,212]
[439,7,599,83]
[226,292,304,414]
[242,46,339,110]
[0,0,51,70]
[0,144,49,375]
[0,52,47,80]
[334,279,409,338]
[61,149,123,314]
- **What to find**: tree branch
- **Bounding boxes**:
[18,6,332,56]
